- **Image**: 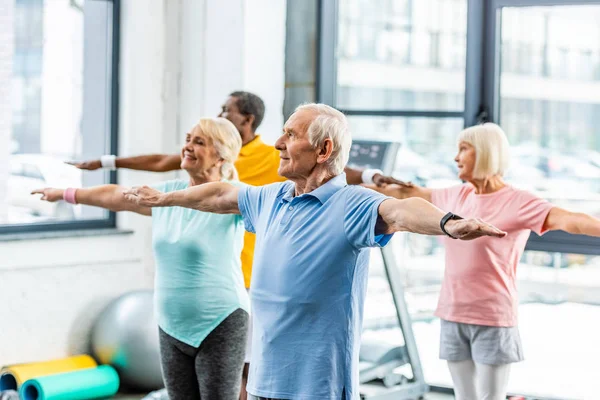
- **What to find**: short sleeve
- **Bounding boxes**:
[237,182,287,234]
[517,190,553,235]
[344,187,393,249]
[224,180,248,223]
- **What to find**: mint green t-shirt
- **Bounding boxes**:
[151,179,249,347]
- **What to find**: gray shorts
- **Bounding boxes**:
[439,319,524,365]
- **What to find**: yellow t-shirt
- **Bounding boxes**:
[234,135,286,288]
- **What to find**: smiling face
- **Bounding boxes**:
[180,125,223,175]
[454,141,476,181]
[274,109,321,180]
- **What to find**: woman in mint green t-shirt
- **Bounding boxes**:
[32,118,250,400]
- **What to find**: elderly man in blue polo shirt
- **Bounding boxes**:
[124,103,506,400]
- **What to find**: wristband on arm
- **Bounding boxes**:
[361,168,384,185]
[100,155,117,170]
[63,188,78,205]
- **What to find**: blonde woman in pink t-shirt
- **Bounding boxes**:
[378,123,600,400]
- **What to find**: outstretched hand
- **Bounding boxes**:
[31,188,64,202]
[122,186,165,207]
[372,174,413,188]
[445,218,507,240]
[65,160,102,170]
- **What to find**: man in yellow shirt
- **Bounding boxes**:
[71,91,403,399]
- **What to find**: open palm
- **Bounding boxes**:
[446,218,506,240]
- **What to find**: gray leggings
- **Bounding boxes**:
[249,394,346,400]
[159,308,249,400]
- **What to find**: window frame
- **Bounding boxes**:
[318,0,600,256]
[1,0,120,235]
[483,0,600,254]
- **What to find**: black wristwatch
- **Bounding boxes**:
[441,212,463,239]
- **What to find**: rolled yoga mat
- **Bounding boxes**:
[19,365,119,400]
[0,355,97,391]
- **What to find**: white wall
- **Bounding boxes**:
[0,0,13,224]
[243,0,287,144]
[179,0,287,145]
[0,0,286,365]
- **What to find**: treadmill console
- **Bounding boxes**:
[347,140,400,175]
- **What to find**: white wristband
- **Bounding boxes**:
[361,168,383,185]
[100,155,117,170]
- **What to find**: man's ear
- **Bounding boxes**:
[244,114,255,129]
[316,138,334,165]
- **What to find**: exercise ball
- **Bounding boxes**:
[91,290,164,391]
[0,390,19,400]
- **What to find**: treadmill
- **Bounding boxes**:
[349,140,429,400]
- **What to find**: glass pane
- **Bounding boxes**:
[362,248,416,391]
[348,115,462,390]
[1,0,114,226]
[347,116,464,187]
[349,114,598,397]
[336,0,467,111]
[499,5,600,213]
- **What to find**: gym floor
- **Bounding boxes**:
[113,392,455,399]
[427,393,454,399]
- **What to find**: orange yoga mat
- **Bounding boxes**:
[0,355,97,390]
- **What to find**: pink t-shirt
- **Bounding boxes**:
[431,184,553,327]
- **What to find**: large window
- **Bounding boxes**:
[331,0,468,113]
[0,0,119,233]
[319,0,600,398]
[495,4,600,254]
[336,0,467,111]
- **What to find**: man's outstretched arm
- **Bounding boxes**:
[344,166,412,187]
[123,182,240,214]
[376,198,506,240]
[68,154,182,172]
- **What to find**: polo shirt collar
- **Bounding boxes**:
[282,173,348,204]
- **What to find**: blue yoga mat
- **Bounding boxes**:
[19,365,119,400]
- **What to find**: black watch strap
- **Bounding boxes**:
[441,212,463,239]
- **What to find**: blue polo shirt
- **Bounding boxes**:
[238,173,392,400]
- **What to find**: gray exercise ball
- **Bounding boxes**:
[91,290,164,391]
[0,390,20,400]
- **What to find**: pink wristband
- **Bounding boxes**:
[63,188,78,204]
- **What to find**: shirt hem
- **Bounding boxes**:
[435,312,517,328]
[248,387,343,400]
[159,305,248,347]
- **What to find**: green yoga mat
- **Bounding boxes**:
[19,365,119,400]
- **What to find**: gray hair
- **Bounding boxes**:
[294,103,352,175]
[457,123,510,179]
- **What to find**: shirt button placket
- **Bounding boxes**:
[281,201,295,225]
